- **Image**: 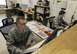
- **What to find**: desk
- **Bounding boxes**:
[3,8,12,17]
[0,32,9,54]
[16,8,34,20]
[32,24,77,54]
[16,8,34,15]
[26,21,53,39]
[21,21,53,53]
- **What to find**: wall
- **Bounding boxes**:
[65,0,77,23]
[9,0,37,8]
[50,0,77,23]
[6,0,77,23]
[50,0,63,17]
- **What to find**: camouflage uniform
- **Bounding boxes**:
[51,18,68,29]
[6,25,36,54]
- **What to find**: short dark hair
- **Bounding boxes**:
[16,16,26,23]
[59,11,66,15]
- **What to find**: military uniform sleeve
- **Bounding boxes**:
[26,32,37,47]
[61,18,68,27]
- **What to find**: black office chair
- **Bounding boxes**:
[18,11,25,17]
[0,18,15,39]
[16,3,21,9]
[72,20,77,26]
[49,16,55,29]
[0,23,16,54]
[0,23,16,39]
[2,18,14,27]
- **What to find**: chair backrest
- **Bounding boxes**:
[16,3,21,9]
[73,20,77,26]
[2,18,14,27]
[0,23,16,39]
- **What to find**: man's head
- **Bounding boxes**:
[16,16,27,30]
[59,10,66,17]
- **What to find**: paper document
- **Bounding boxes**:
[22,39,46,54]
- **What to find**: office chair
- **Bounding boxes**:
[2,18,14,27]
[49,16,55,29]
[0,23,16,54]
[0,23,16,39]
[72,20,77,26]
[0,18,15,39]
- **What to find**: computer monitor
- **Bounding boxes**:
[40,29,58,47]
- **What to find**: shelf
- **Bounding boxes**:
[34,5,50,26]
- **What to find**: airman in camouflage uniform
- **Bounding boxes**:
[6,16,36,54]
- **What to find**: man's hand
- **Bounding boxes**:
[15,48,23,54]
